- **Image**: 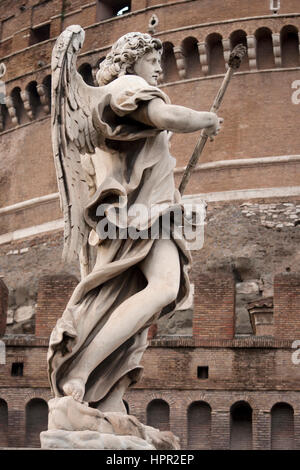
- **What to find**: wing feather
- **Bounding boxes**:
[51,25,98,265]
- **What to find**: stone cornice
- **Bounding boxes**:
[1,334,294,349]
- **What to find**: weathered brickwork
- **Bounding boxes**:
[1,338,300,449]
[125,389,300,450]
[193,274,235,340]
[0,278,8,336]
[0,386,51,448]
[35,275,78,338]
[0,272,300,448]
[274,273,300,341]
[1,336,298,396]
[1,1,300,235]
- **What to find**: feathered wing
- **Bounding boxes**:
[51,25,98,266]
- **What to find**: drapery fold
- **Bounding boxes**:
[47,75,192,406]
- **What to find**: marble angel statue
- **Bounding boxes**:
[48,25,222,413]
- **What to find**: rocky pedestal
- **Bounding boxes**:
[40,397,180,450]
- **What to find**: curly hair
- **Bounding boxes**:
[96,32,162,86]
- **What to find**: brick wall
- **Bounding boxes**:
[0,387,51,448]
[125,388,300,450]
[0,278,8,336]
[1,384,300,448]
[0,340,49,389]
[1,0,300,55]
[0,336,299,391]
[0,337,300,448]
[139,343,300,390]
[1,2,300,235]
[193,273,235,340]
[35,275,78,338]
[1,0,300,451]
[274,273,300,341]
[3,67,300,235]
[0,118,56,210]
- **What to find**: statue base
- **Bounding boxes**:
[40,397,180,450]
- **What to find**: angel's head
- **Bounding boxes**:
[96,32,163,86]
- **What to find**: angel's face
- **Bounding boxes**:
[132,50,162,86]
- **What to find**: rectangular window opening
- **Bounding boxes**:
[96,0,131,21]
[29,23,50,46]
[11,362,24,377]
[197,366,208,379]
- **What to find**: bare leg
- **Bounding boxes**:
[62,239,180,401]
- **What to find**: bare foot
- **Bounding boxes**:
[62,378,85,402]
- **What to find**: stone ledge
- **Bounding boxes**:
[0,334,294,349]
[1,335,49,347]
[151,336,293,348]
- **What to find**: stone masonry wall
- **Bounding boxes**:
[35,274,78,338]
[1,197,299,336]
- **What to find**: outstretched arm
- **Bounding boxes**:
[131,98,223,136]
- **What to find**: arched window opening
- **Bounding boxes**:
[78,63,95,87]
[271,403,294,450]
[26,81,43,119]
[96,0,131,21]
[25,399,48,448]
[0,104,9,131]
[281,25,300,67]
[42,75,51,109]
[230,30,249,71]
[256,28,275,69]
[161,42,178,83]
[10,87,26,124]
[230,401,253,450]
[207,33,225,75]
[0,399,8,447]
[182,37,201,78]
[146,399,170,431]
[187,401,211,450]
